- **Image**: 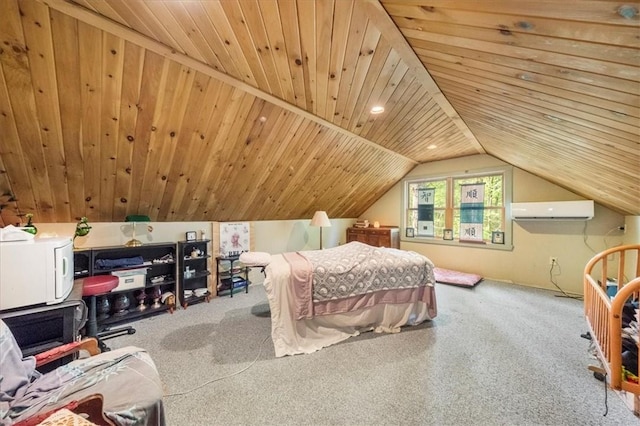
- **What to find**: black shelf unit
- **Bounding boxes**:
[0,297,85,373]
[98,303,169,326]
[178,240,212,308]
[216,254,249,297]
[73,248,92,279]
[81,243,177,329]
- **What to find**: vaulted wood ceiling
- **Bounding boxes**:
[0,0,638,226]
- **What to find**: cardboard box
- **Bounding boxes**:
[111,268,147,291]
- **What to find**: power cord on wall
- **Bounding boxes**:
[583,221,627,254]
[603,225,626,251]
[549,259,582,300]
[581,221,598,255]
[585,341,609,416]
[164,334,271,398]
[602,370,609,417]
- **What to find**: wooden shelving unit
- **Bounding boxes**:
[178,239,212,308]
[75,243,178,329]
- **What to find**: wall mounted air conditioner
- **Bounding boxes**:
[511,200,594,221]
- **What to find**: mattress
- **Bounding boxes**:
[263,242,437,357]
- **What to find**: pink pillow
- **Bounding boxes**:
[434,267,482,287]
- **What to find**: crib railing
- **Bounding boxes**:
[584,244,640,410]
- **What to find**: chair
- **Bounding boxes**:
[80,276,136,352]
[0,319,165,425]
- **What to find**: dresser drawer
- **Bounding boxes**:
[346,227,399,249]
[362,229,389,235]
[347,228,367,235]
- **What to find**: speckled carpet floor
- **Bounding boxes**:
[108,280,639,426]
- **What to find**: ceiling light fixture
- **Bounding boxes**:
[427,144,437,150]
[370,106,384,114]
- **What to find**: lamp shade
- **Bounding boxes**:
[310,211,331,227]
[124,215,151,247]
[125,215,151,222]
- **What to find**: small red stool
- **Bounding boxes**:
[79,275,135,351]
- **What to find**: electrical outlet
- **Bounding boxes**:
[549,257,557,265]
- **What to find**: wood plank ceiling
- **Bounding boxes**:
[383,0,639,216]
[0,0,637,225]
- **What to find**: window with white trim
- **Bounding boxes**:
[402,166,512,248]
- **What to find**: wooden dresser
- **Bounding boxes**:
[346,226,400,249]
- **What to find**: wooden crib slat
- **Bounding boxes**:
[601,256,608,291]
[618,252,626,292]
[584,244,640,417]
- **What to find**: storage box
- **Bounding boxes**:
[111,268,147,291]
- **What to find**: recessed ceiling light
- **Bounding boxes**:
[370,106,384,114]
[427,144,437,150]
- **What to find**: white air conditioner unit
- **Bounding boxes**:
[511,200,594,221]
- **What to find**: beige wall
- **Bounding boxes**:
[623,216,640,246]
[622,216,640,281]
[35,218,355,287]
[36,218,353,253]
[360,154,634,295]
[253,218,353,253]
[37,221,214,249]
[27,158,637,295]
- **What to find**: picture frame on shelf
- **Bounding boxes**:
[443,229,453,240]
[185,231,197,242]
[491,231,505,244]
[405,227,415,238]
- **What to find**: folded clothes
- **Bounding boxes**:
[95,256,144,269]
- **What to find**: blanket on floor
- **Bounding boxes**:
[434,267,482,287]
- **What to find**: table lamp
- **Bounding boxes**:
[310,211,331,249]
[125,215,151,247]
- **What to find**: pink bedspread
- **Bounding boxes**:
[264,249,438,357]
[282,251,314,319]
[283,242,436,320]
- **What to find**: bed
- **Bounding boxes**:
[584,244,640,416]
[263,241,437,357]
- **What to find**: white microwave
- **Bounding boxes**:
[0,237,74,311]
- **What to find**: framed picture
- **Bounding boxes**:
[220,222,250,256]
[185,231,197,242]
[405,227,415,238]
[491,231,505,244]
[443,229,453,240]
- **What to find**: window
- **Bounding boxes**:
[403,166,512,248]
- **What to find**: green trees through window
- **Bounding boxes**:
[405,172,506,243]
